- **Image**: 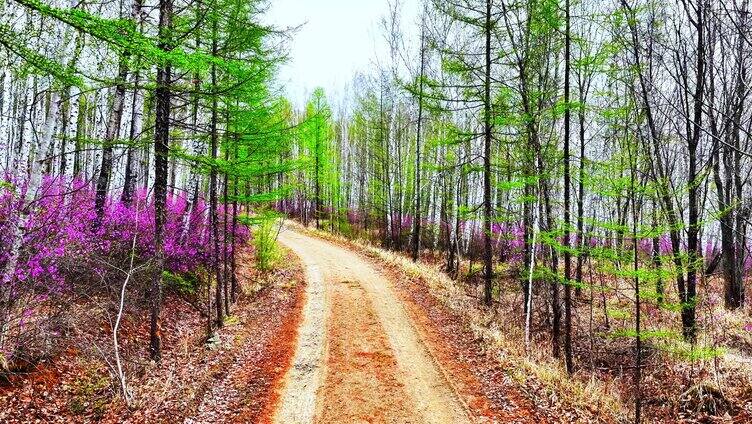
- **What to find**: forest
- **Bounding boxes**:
[1,0,751,422]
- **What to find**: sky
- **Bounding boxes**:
[263,0,419,108]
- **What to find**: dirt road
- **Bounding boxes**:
[274,227,472,424]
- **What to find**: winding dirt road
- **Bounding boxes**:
[273,226,472,424]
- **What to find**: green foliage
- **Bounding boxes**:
[246,211,282,271]
[68,361,110,418]
[162,270,200,295]
[0,180,16,193]
[0,23,84,88]
[606,307,631,320]
[298,87,343,224]
[15,0,271,77]
[609,328,677,340]
[223,315,240,326]
[661,343,726,362]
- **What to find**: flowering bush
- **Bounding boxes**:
[492,222,525,263]
[0,175,249,368]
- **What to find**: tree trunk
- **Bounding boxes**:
[150,0,173,361]
[223,148,230,316]
[683,1,706,343]
[0,91,60,349]
[410,17,426,262]
[621,0,694,342]
[122,70,142,205]
[210,21,224,328]
[94,61,128,226]
[482,0,493,306]
[563,0,574,374]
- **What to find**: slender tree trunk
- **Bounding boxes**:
[122,70,142,205]
[621,0,693,342]
[482,0,493,306]
[150,0,173,361]
[210,20,223,328]
[651,204,663,304]
[540,154,560,358]
[223,148,230,316]
[683,1,705,343]
[121,0,144,204]
[73,95,86,177]
[411,15,426,263]
[575,76,587,298]
[315,121,321,230]
[563,0,574,374]
[59,89,70,177]
[0,91,60,349]
[631,151,642,424]
[231,173,239,302]
[722,6,748,309]
[94,60,128,226]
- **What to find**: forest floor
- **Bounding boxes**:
[0,247,306,423]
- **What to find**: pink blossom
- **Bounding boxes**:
[1,174,250,323]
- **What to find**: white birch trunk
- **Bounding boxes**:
[0,92,60,349]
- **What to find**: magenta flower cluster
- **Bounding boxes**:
[0,175,249,299]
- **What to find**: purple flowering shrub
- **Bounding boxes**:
[0,176,249,369]
[278,198,751,285]
[455,221,526,264]
[492,223,525,263]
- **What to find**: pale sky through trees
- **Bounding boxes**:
[265,0,419,107]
